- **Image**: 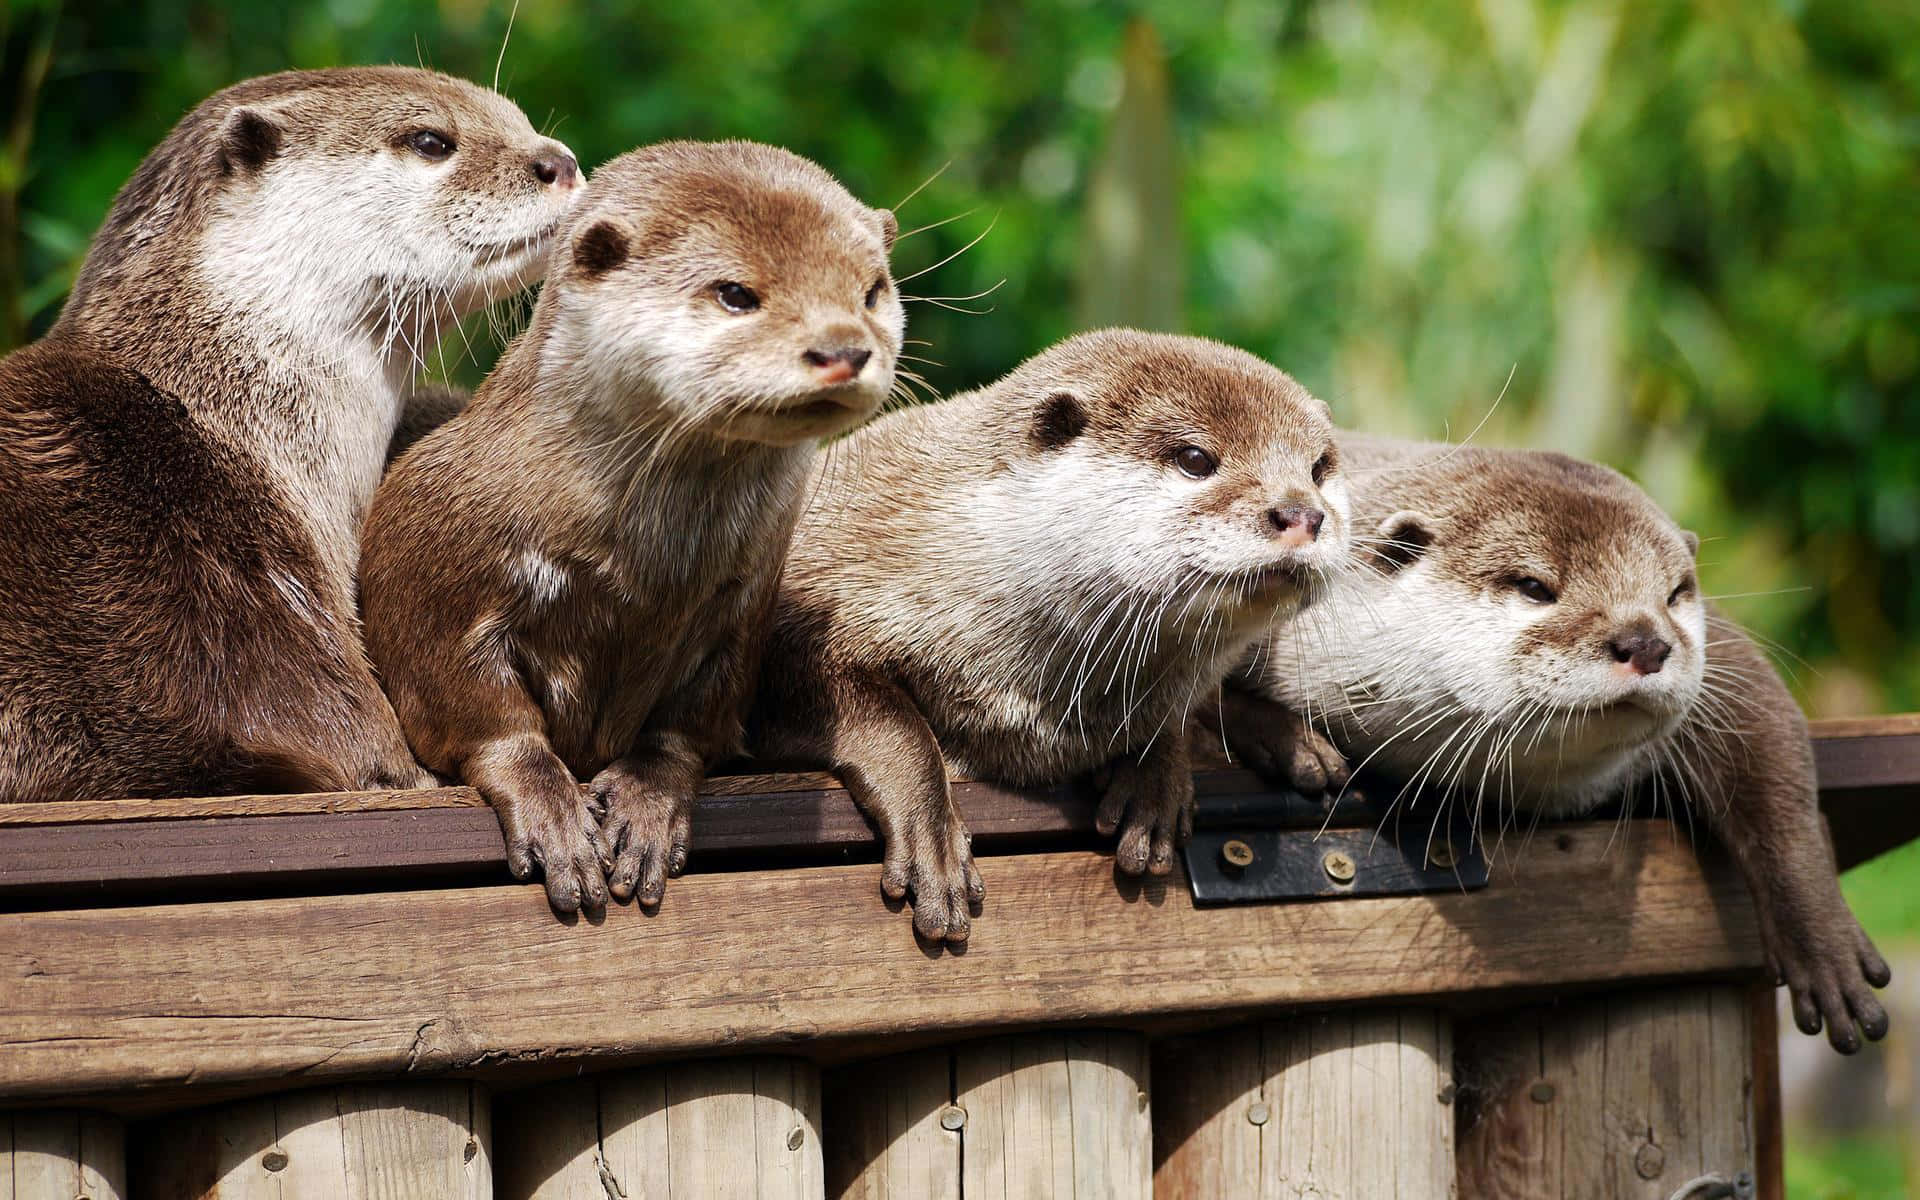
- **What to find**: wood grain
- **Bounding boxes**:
[1455,985,1759,1199]
[825,1033,1149,1200]
[1152,1011,1454,1199]
[496,1060,822,1200]
[0,823,1763,1111]
[2,1110,125,1200]
[132,1082,489,1199]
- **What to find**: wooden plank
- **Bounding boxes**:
[0,788,486,826]
[0,822,1762,1111]
[954,1033,1151,1199]
[824,1053,955,1199]
[1748,983,1784,1200]
[2,1111,125,1200]
[827,1034,1149,1199]
[1455,985,1756,1198]
[1809,713,1920,739]
[497,1060,820,1200]
[132,1082,488,1199]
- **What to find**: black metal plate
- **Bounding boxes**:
[1182,789,1489,904]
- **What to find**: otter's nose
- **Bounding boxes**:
[803,346,872,385]
[532,154,580,188]
[1266,505,1325,549]
[1609,632,1673,675]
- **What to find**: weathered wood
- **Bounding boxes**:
[132,1082,489,1199]
[495,1058,821,1199]
[3,712,1913,899]
[1,1110,125,1200]
[825,1033,1150,1199]
[1455,985,1761,1199]
[1152,1010,1453,1198]
[0,825,1763,1111]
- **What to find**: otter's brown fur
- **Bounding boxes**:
[362,141,902,913]
[750,330,1350,943]
[0,68,580,802]
[1222,433,1890,1052]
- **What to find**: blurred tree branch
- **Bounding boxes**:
[2,0,60,352]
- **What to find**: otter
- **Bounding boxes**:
[0,67,581,802]
[749,330,1351,944]
[1219,434,1890,1052]
[361,141,902,914]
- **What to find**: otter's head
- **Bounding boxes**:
[68,68,582,348]
[1001,330,1349,623]
[550,141,902,447]
[1362,448,1706,790]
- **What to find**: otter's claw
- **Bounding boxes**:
[880,810,983,945]
[1096,757,1195,877]
[497,791,607,915]
[591,765,693,910]
[1770,906,1891,1054]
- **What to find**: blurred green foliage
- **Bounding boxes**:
[3,0,1915,713]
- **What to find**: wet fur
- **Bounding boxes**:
[362,141,902,914]
[1223,433,1890,1052]
[750,330,1350,944]
[0,67,579,801]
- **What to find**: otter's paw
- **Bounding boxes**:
[591,766,694,909]
[1096,760,1195,877]
[1776,916,1892,1054]
[1228,708,1349,795]
[880,813,984,946]
[496,790,608,915]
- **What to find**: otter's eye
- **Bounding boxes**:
[1512,576,1557,604]
[865,279,887,310]
[1311,450,1335,486]
[1668,577,1695,607]
[405,130,455,161]
[1172,445,1217,479]
[714,282,761,314]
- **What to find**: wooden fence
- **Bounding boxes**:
[1,715,1914,1198]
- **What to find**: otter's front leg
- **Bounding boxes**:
[1693,612,1889,1052]
[1202,683,1351,795]
[592,733,703,909]
[1096,735,1196,876]
[754,669,982,944]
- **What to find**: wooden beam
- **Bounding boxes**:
[0,822,1762,1112]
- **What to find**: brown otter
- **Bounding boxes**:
[1220,433,1890,1052]
[0,67,581,802]
[749,330,1351,944]
[361,141,903,914]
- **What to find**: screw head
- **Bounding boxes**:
[1528,1081,1555,1104]
[1221,839,1255,869]
[787,1126,806,1151]
[939,1105,967,1132]
[1246,1101,1270,1126]
[261,1150,289,1173]
[1633,1141,1665,1179]
[1322,850,1357,884]
[1428,840,1457,869]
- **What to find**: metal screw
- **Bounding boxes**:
[463,1139,478,1163]
[1428,840,1457,869]
[939,1105,967,1132]
[1246,1101,1270,1126]
[787,1126,806,1151]
[1436,1082,1457,1105]
[262,1150,289,1173]
[1221,839,1255,870]
[1322,850,1357,884]
[1634,1141,1666,1180]
[1528,1081,1555,1104]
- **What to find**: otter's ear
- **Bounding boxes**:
[1031,391,1087,452]
[1681,529,1701,557]
[1369,509,1437,573]
[875,209,899,251]
[218,107,284,175]
[572,220,630,276]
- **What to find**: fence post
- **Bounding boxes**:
[1152,1008,1455,1198]
[3,1111,125,1200]
[825,1031,1151,1199]
[494,1058,823,1200]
